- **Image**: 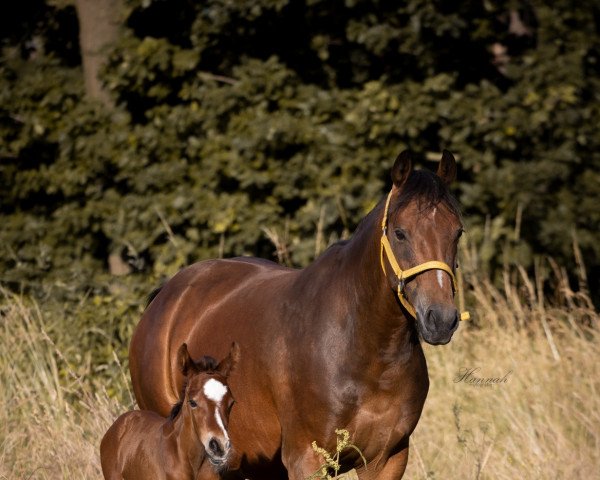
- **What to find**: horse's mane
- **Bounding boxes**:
[169,399,184,420]
[146,285,163,307]
[169,355,220,420]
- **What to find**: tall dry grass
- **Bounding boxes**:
[0,290,132,479]
[406,250,599,479]
[0,255,598,478]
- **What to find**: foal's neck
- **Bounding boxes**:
[165,406,206,477]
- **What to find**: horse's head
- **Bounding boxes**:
[175,342,240,468]
[381,150,464,345]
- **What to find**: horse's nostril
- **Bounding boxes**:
[425,307,458,331]
[450,313,458,330]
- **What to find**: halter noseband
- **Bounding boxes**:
[379,189,470,321]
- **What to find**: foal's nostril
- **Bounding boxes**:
[208,438,225,457]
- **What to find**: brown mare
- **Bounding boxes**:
[101,342,239,480]
[129,150,464,479]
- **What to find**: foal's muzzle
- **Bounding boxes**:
[207,438,231,467]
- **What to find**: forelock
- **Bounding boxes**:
[391,170,461,218]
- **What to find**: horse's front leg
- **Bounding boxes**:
[281,440,327,480]
[355,440,409,480]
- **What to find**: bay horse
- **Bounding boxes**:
[129,150,466,479]
[101,342,239,480]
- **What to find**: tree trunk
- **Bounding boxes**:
[75,0,123,105]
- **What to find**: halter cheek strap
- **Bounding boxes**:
[379,190,470,321]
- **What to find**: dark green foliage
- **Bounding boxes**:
[1,0,599,312]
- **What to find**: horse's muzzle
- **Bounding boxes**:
[416,304,459,345]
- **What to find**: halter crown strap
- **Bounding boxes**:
[379,190,470,321]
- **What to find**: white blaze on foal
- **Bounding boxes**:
[204,378,228,403]
[204,378,230,441]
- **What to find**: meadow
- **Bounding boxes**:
[0,252,598,479]
[2,2,599,478]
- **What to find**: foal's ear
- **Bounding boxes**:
[177,343,194,376]
[391,150,413,189]
[217,342,240,378]
[437,150,457,185]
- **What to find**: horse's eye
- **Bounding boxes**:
[394,229,407,241]
[189,399,198,408]
[227,399,236,414]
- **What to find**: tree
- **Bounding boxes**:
[0,0,598,304]
[75,0,124,105]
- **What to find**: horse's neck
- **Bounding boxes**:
[299,202,416,363]
[165,410,205,476]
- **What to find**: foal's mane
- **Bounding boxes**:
[169,355,220,420]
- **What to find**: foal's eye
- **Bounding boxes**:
[189,399,198,408]
[394,229,407,241]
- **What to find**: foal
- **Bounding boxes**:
[101,342,239,480]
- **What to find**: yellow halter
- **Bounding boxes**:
[379,189,470,321]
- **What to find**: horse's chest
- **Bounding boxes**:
[350,403,403,455]
[345,379,428,460]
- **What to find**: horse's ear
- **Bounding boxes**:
[177,343,194,376]
[437,150,457,185]
[391,150,413,189]
[218,342,240,378]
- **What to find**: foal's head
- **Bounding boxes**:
[382,150,463,345]
[173,342,240,468]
